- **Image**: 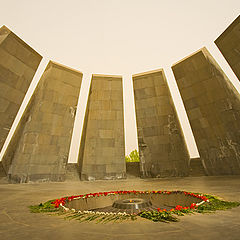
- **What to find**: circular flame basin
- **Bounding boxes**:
[65,192,203,213]
[112,198,152,210]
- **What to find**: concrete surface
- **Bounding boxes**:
[0,176,240,240]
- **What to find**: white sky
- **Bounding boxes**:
[0,0,240,163]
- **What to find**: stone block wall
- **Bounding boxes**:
[133,69,189,178]
[0,26,42,152]
[79,75,125,180]
[3,61,82,183]
[172,47,240,175]
[215,15,240,80]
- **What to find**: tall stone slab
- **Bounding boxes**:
[0,26,42,152]
[79,75,125,180]
[133,69,189,178]
[3,61,82,183]
[172,47,240,175]
[215,15,240,80]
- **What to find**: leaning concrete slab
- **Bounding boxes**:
[215,15,240,80]
[172,47,240,175]
[2,61,82,183]
[79,75,125,180]
[133,69,189,178]
[0,26,42,153]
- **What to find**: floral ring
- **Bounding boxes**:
[30,190,240,223]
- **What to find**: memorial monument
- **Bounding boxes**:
[78,75,125,180]
[0,26,42,152]
[172,47,240,175]
[0,15,240,183]
[2,61,83,182]
[215,15,240,81]
[133,69,189,178]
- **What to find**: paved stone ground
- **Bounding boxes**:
[0,176,240,240]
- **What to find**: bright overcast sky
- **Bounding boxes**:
[0,0,240,163]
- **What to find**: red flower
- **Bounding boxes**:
[175,205,183,211]
[190,203,197,209]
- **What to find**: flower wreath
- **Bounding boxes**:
[30,190,240,223]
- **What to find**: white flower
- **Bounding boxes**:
[196,200,207,206]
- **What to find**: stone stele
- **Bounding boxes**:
[172,47,240,175]
[79,74,125,180]
[0,25,42,152]
[215,15,240,81]
[133,69,189,178]
[2,61,83,183]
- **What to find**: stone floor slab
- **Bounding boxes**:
[0,176,240,240]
